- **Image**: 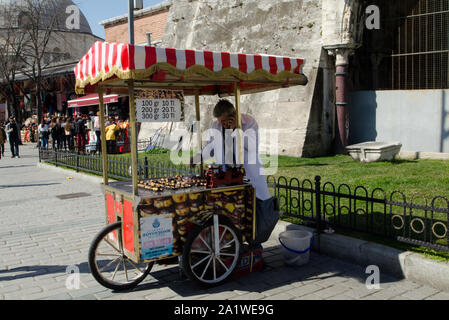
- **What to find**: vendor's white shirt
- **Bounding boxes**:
[199,114,271,201]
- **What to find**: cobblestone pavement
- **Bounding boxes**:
[1,144,449,301]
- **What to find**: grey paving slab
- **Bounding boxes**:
[1,145,448,301]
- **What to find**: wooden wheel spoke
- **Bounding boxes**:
[218,252,236,257]
[198,233,213,252]
[220,239,235,250]
[191,249,211,255]
[104,238,122,254]
[199,256,213,279]
[126,258,145,275]
[192,254,212,269]
[212,257,217,280]
[216,257,229,272]
[98,257,120,272]
[123,258,129,282]
[111,259,122,281]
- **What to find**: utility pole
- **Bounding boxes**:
[128,0,143,44]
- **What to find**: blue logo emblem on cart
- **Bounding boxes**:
[153,218,160,229]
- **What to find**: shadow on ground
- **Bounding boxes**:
[0,242,403,298]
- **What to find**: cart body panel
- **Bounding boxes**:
[104,181,255,264]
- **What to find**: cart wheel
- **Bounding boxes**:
[88,222,153,291]
[182,215,242,287]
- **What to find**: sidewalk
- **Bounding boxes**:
[1,144,449,300]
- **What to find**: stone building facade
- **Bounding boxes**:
[101,0,449,156]
[0,0,102,118]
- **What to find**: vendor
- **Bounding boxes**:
[190,99,270,201]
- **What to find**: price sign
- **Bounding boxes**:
[136,90,185,122]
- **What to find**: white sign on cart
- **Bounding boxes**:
[136,90,185,123]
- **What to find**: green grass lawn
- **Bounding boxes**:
[269,155,449,201]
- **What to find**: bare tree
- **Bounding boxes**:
[17,0,67,123]
[0,2,28,123]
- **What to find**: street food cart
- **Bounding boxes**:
[74,41,307,290]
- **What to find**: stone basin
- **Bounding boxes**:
[346,141,402,163]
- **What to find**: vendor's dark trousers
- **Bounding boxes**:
[1,143,4,156]
[9,139,19,157]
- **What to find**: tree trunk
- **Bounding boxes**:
[8,82,20,123]
[36,82,42,124]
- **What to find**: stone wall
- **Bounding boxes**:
[139,0,332,157]
[52,32,103,61]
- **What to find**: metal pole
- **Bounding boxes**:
[195,90,203,176]
[129,80,139,196]
[315,175,322,253]
[234,83,243,165]
[98,88,109,186]
[128,0,135,45]
[128,0,139,190]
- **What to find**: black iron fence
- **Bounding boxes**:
[267,176,449,252]
[39,148,200,181]
[39,148,449,252]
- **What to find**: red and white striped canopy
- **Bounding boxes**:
[74,41,307,95]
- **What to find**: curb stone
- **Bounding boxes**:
[270,221,449,292]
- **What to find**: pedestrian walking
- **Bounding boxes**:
[74,116,86,153]
[64,117,74,151]
[94,111,101,154]
[6,117,20,158]
[0,122,6,158]
[56,118,64,150]
[0,122,5,159]
[38,119,49,150]
[105,119,119,154]
[50,118,58,151]
[60,117,66,150]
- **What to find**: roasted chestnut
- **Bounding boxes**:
[175,203,189,216]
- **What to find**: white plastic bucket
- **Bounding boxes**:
[279,230,314,266]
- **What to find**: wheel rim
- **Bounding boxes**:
[189,224,240,284]
[92,228,150,287]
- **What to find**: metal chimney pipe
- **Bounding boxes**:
[128,0,134,45]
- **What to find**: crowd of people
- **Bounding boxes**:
[37,112,130,155]
[0,112,130,160]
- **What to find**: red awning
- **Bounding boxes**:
[67,93,119,108]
